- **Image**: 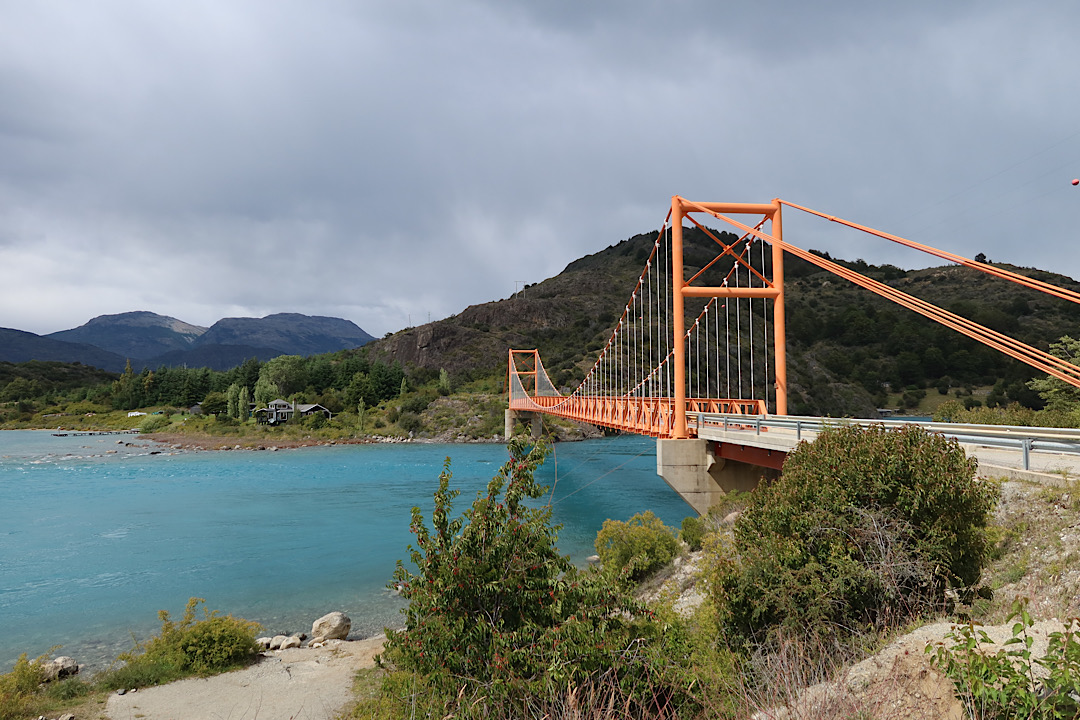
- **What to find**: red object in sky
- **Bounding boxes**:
[1073,179,1079,186]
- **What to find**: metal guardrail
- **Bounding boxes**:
[690,413,1080,471]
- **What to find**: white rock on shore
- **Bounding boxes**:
[311,611,351,641]
[37,655,80,682]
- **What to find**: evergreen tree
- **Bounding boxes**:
[1027,336,1080,410]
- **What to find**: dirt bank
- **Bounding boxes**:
[104,636,384,720]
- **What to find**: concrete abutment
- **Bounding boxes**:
[656,438,779,515]
[504,409,543,440]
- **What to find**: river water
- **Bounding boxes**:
[0,431,689,670]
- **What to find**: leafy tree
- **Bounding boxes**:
[1026,336,1080,410]
[438,368,452,396]
[226,383,240,419]
[1,377,39,402]
[259,355,307,398]
[237,386,251,420]
[307,356,334,394]
[201,391,228,415]
[253,377,278,406]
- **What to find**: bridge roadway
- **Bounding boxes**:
[695,415,1080,478]
[660,415,1080,513]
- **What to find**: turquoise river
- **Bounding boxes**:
[0,431,690,671]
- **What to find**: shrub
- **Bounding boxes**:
[138,414,172,433]
[0,653,45,720]
[397,411,422,434]
[377,438,697,715]
[680,515,706,551]
[301,412,327,429]
[709,424,998,649]
[929,599,1080,719]
[595,511,679,580]
[400,392,434,414]
[102,598,260,688]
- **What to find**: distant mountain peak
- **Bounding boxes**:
[46,311,207,359]
[80,311,207,336]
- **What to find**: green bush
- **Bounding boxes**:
[680,515,705,551]
[376,438,698,715]
[929,600,1080,719]
[595,511,679,580]
[709,424,998,649]
[301,412,327,429]
[399,392,434,414]
[0,653,45,720]
[397,411,422,434]
[102,598,260,688]
[138,414,172,433]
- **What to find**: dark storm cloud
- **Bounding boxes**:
[1,0,1078,336]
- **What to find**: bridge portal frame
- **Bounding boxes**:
[670,197,788,439]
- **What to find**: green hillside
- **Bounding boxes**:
[366,227,1080,417]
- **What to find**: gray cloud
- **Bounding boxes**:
[2,0,1079,337]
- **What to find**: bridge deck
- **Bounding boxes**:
[698,421,1080,482]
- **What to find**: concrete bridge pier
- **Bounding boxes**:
[504,409,543,440]
[656,438,779,515]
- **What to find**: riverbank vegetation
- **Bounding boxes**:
[0,599,260,720]
[0,350,521,443]
[351,425,1004,718]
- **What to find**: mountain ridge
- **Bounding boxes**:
[4,311,375,372]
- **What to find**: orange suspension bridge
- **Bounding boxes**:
[507,197,1080,510]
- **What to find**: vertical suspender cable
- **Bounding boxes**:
[695,319,700,400]
[724,278,730,398]
[747,242,755,400]
[715,296,721,401]
[699,304,708,399]
[665,224,671,401]
[736,263,743,399]
[762,234,771,413]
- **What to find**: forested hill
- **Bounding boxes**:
[4,228,1078,421]
[365,226,1080,417]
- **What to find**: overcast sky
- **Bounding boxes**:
[3,0,1079,337]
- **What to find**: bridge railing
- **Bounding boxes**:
[692,413,1080,471]
[510,395,767,438]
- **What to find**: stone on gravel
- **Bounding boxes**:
[311,611,351,640]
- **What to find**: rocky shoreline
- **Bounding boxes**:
[27,611,387,720]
